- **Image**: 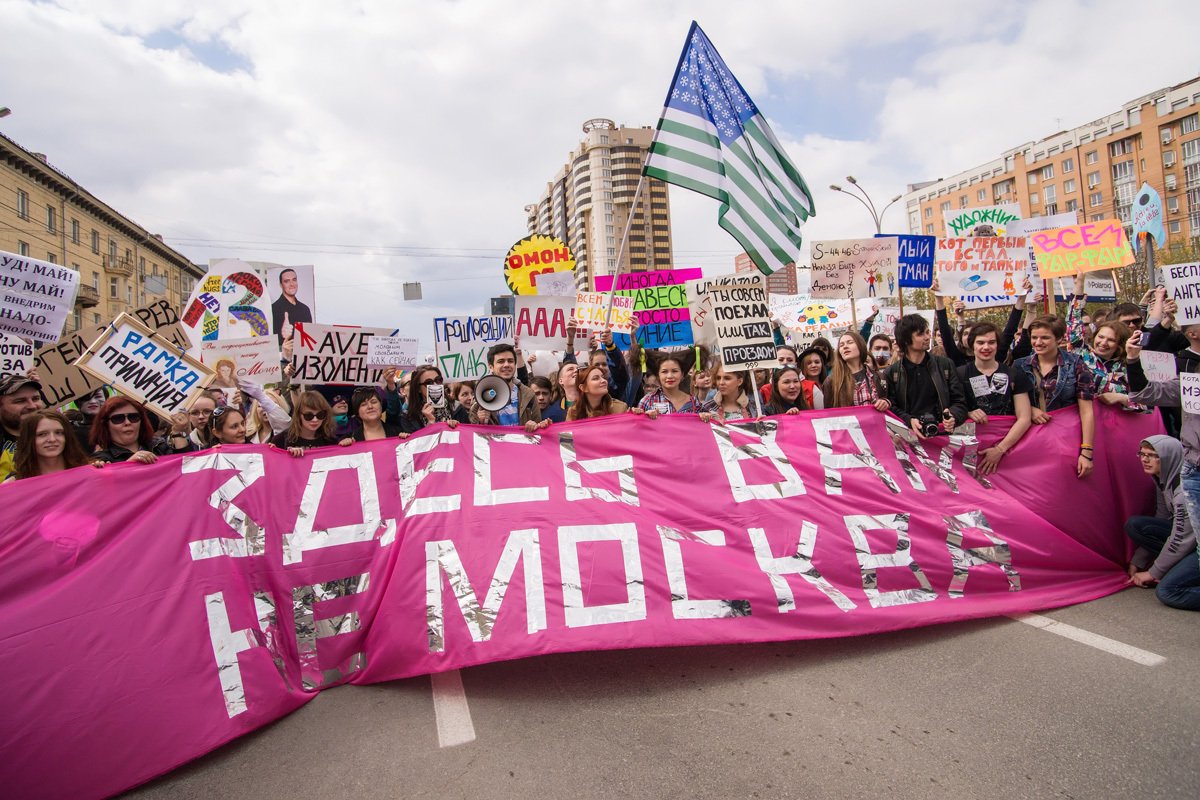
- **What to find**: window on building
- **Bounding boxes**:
[91,230,100,254]
[1062,157,1074,173]
[1169,220,1182,234]
[1165,151,1177,167]
[1168,196,1180,212]
[1182,113,1199,135]
[1090,192,1104,207]
[73,308,81,332]
[1064,179,1076,193]
[1109,139,1135,158]
[108,239,117,260]
[17,241,28,256]
[1087,170,1101,188]
[126,285,132,304]
[92,272,99,290]
[1042,164,1054,180]
[925,223,935,234]
[939,200,950,212]
[1028,173,1038,185]
[47,252,56,263]
[16,190,29,220]
[1166,174,1178,191]
[1066,199,1079,212]
[1030,192,1039,204]
[924,207,932,218]
[977,188,986,201]
[46,205,56,233]
[1044,185,1057,203]
[1112,161,1134,181]
[93,313,100,324]
[959,196,968,208]
[109,277,118,297]
[1183,139,1200,163]
[1086,150,1099,165]
[71,218,79,244]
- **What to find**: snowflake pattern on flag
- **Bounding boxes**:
[666,29,760,144]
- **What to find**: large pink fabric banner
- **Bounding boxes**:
[0,406,1159,798]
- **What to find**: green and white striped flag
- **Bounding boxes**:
[643,22,815,276]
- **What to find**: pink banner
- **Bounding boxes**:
[0,406,1159,798]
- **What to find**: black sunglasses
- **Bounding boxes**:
[301,410,328,421]
[108,412,140,425]
[421,377,444,386]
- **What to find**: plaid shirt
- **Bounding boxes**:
[638,388,703,414]
[1017,350,1096,411]
[1067,293,1131,395]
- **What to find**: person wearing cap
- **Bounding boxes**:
[0,372,45,482]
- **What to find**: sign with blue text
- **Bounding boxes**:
[876,234,935,288]
[433,315,514,381]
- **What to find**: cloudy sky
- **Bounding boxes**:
[3,0,1198,340]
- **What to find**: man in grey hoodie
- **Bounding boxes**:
[1125,437,1199,609]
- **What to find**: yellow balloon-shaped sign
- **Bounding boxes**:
[504,234,575,295]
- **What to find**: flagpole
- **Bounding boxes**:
[601,172,649,330]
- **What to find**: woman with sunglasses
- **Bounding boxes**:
[91,397,177,464]
[5,409,101,481]
[271,391,347,457]
[350,386,409,442]
[401,365,458,434]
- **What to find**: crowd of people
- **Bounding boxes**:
[0,274,1195,611]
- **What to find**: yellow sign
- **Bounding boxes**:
[504,235,575,295]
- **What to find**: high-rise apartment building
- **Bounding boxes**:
[901,75,1200,252]
[525,119,672,289]
[1,131,204,337]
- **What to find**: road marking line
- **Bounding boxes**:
[431,669,476,747]
[1008,612,1166,667]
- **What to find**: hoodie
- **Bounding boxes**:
[1132,435,1197,579]
[1130,349,1200,465]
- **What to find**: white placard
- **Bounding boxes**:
[292,322,393,386]
[433,315,514,381]
[1182,373,1200,414]
[810,238,900,301]
[201,337,283,387]
[366,336,419,369]
[870,308,935,339]
[935,237,1029,308]
[515,296,575,350]
[0,251,81,343]
[0,333,34,377]
[536,271,577,297]
[1141,350,1178,383]
[708,282,779,370]
[687,273,765,349]
[943,204,1022,238]
[574,291,635,334]
[1163,262,1200,326]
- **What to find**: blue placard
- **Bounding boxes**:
[877,234,935,289]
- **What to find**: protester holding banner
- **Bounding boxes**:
[474,344,542,429]
[701,360,754,421]
[4,409,98,481]
[1013,316,1096,477]
[1064,273,1138,406]
[530,377,555,415]
[0,373,45,482]
[636,353,704,418]
[883,314,967,440]
[91,397,180,464]
[955,323,1034,474]
[403,366,460,434]
[544,362,579,422]
[1123,436,1199,610]
[566,365,629,420]
[206,406,250,446]
[823,332,889,411]
[349,386,407,442]
[762,366,808,416]
[797,346,827,410]
[270,391,346,456]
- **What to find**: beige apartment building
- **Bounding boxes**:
[525,118,672,289]
[1,131,203,337]
[903,75,1200,252]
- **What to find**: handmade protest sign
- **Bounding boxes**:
[596,268,703,348]
[708,281,779,369]
[943,203,1021,237]
[1140,350,1177,383]
[200,337,283,387]
[0,333,34,378]
[514,296,574,350]
[180,260,275,347]
[366,336,420,369]
[810,238,899,301]
[434,315,514,380]
[769,296,876,346]
[1006,212,1079,294]
[1131,183,1166,253]
[1182,373,1200,414]
[574,292,635,335]
[0,251,80,343]
[876,234,936,288]
[870,307,934,339]
[34,299,190,408]
[687,272,764,349]
[504,234,575,295]
[1163,262,1200,325]
[1031,220,1134,280]
[292,322,393,385]
[0,406,1161,799]
[935,236,1029,308]
[536,271,577,297]
[74,314,212,418]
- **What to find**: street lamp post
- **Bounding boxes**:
[829,176,907,311]
[0,107,11,119]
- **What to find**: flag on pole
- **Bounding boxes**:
[643,22,815,276]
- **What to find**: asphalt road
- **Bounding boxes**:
[126,587,1198,800]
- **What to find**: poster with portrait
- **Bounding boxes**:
[264,264,317,345]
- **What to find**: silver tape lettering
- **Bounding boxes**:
[944,509,1020,597]
[282,452,393,564]
[748,523,856,612]
[711,420,805,502]
[185,452,267,560]
[844,513,937,608]
[657,525,751,618]
[473,432,551,506]
[559,523,646,627]
[396,431,461,516]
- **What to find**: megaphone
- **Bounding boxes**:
[475,375,511,413]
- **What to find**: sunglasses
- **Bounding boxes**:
[108,412,140,425]
[301,410,328,422]
[421,377,444,386]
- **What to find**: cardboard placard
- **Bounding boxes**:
[935,236,1030,307]
[707,282,779,370]
[34,300,189,408]
[366,336,420,369]
[876,234,936,289]
[514,296,575,350]
[433,315,514,381]
[0,251,81,344]
[74,314,212,418]
[869,307,935,339]
[1031,220,1135,280]
[573,292,635,335]
[1181,373,1200,415]
[943,204,1021,238]
[0,333,34,378]
[292,322,393,386]
[810,238,899,301]
[1162,262,1200,326]
[595,268,703,349]
[1140,350,1177,383]
[200,337,283,387]
[687,273,764,350]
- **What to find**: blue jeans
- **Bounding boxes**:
[1162,463,1200,611]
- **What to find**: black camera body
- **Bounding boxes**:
[917,413,941,438]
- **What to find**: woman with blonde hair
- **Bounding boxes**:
[567,365,629,420]
[823,331,890,411]
[271,391,346,457]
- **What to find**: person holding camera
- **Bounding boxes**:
[882,313,967,440]
[475,343,546,432]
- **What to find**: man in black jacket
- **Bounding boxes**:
[882,314,968,439]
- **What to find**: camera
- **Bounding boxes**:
[917,413,941,438]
